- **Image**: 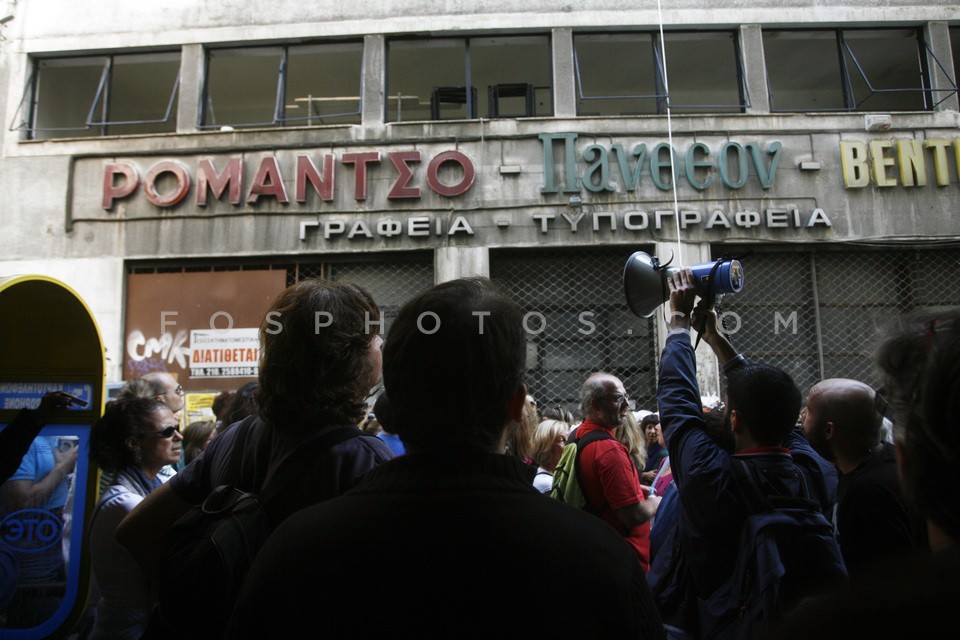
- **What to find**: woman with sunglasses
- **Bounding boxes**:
[87,397,182,640]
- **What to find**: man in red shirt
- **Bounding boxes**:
[577,372,661,571]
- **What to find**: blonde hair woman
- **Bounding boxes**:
[530,419,571,493]
[614,411,647,480]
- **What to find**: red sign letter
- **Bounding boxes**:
[387,150,422,199]
[296,154,335,202]
[143,161,190,208]
[102,163,139,210]
[247,156,290,205]
[342,152,381,201]
[197,157,243,206]
[427,151,475,197]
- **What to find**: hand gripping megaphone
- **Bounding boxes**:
[623,251,745,319]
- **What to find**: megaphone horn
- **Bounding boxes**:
[623,251,745,319]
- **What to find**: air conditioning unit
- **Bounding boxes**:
[864,114,892,133]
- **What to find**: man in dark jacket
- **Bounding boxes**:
[657,268,843,638]
[802,377,923,573]
[227,278,665,639]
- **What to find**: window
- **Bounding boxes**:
[574,31,747,116]
[952,27,960,91]
[201,42,362,129]
[764,28,957,112]
[13,52,180,139]
[386,35,552,122]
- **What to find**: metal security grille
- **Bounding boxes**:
[325,259,435,333]
[715,244,960,396]
[490,246,658,416]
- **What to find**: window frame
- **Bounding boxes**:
[385,33,553,123]
[573,30,751,116]
[199,41,364,130]
[11,52,181,139]
[765,27,958,113]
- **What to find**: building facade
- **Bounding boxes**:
[1,0,959,412]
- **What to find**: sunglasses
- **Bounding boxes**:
[147,425,181,439]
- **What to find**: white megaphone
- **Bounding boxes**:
[623,251,745,318]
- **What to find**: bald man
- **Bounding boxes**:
[802,378,922,574]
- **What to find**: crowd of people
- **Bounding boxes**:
[1,271,957,638]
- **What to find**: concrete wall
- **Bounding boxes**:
[10,1,960,50]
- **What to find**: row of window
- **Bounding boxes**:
[14,26,960,139]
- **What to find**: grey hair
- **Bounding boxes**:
[117,377,163,401]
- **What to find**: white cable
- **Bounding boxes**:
[656,0,683,266]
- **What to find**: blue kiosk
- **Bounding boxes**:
[0,275,105,639]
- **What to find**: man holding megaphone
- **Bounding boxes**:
[652,268,845,639]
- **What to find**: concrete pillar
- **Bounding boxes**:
[177,44,204,133]
[924,22,959,113]
[362,35,386,126]
[552,28,576,118]
[651,241,722,399]
[435,246,489,283]
[739,25,770,115]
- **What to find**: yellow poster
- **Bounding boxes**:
[184,392,217,425]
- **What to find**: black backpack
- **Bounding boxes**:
[699,458,848,640]
[150,419,361,640]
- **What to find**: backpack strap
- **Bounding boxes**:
[225,415,259,483]
[730,457,770,512]
[574,429,615,516]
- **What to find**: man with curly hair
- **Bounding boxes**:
[117,279,392,589]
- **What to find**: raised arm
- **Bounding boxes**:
[692,302,739,367]
[658,268,704,445]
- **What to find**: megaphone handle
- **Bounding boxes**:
[693,312,707,350]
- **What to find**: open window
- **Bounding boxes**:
[952,27,960,90]
[764,28,957,112]
[11,52,180,140]
[574,31,748,116]
[201,41,363,130]
[387,35,552,122]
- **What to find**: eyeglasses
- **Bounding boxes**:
[174,385,184,396]
[605,393,630,405]
[146,426,181,439]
